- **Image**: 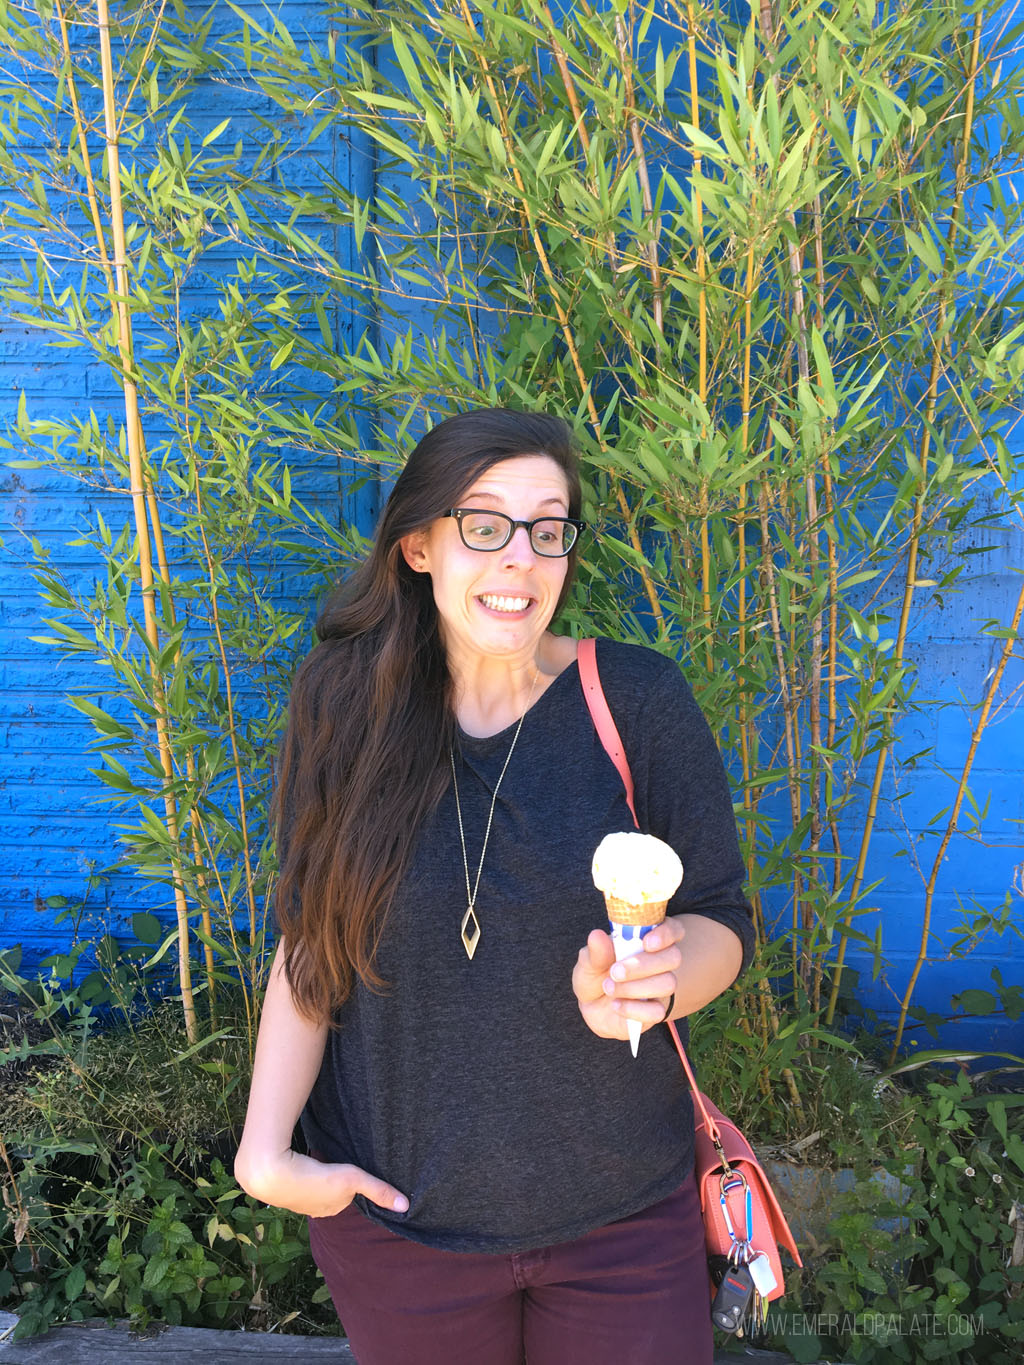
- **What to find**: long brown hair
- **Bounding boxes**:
[274,409,583,1019]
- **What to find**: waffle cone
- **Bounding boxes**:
[604,895,668,927]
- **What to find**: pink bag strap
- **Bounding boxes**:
[576,638,637,825]
[576,637,722,1148]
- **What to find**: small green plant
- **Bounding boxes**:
[0,949,339,1340]
[777,1071,1024,1364]
[3,1143,337,1340]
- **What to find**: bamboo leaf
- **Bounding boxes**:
[810,325,835,398]
[202,118,230,147]
[679,123,725,159]
[270,338,295,370]
[391,29,426,100]
[167,1028,239,1065]
[883,1049,1024,1077]
[904,224,942,274]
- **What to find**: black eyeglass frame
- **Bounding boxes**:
[444,508,586,558]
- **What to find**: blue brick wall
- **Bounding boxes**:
[841,471,1024,1052]
[0,0,381,973]
[1,3,1021,1058]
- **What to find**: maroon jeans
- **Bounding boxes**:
[308,1179,714,1365]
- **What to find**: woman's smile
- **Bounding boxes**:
[476,592,534,617]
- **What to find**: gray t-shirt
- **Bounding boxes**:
[301,638,755,1253]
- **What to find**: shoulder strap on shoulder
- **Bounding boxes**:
[577,638,637,826]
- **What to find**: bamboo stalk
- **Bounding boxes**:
[736,111,764,900]
[759,464,805,996]
[757,471,802,829]
[95,0,196,1043]
[449,180,484,382]
[144,459,216,1016]
[459,0,665,628]
[889,595,1024,1060]
[540,2,621,274]
[184,405,261,949]
[780,347,808,993]
[814,166,843,1005]
[685,4,713,672]
[685,5,707,407]
[826,10,984,1027]
[541,2,587,140]
[755,0,832,999]
[806,163,832,1015]
[54,0,115,301]
[820,448,843,1002]
[194,812,258,1062]
[176,739,260,1051]
[614,16,664,342]
[738,240,793,1086]
[57,3,202,999]
[804,468,823,986]
[739,234,758,878]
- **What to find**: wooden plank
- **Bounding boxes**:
[0,1313,809,1363]
[0,1317,352,1363]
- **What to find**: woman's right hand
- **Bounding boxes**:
[235,1147,410,1220]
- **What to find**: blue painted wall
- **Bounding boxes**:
[1,2,1021,1056]
[840,484,1024,1054]
[0,1,382,974]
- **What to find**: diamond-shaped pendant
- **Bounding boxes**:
[461,905,481,960]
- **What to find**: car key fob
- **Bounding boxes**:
[711,1259,754,1334]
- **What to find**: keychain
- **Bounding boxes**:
[710,1170,772,1336]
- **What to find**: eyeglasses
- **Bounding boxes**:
[445,508,585,557]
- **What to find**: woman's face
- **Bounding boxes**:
[401,454,572,666]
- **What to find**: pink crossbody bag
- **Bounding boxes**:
[577,638,801,1324]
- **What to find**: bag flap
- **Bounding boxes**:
[694,1093,803,1266]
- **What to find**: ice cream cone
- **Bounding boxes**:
[592,833,683,1057]
[603,895,669,927]
[607,909,662,1057]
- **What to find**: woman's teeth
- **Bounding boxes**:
[480,594,531,613]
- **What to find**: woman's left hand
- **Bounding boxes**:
[572,917,684,1041]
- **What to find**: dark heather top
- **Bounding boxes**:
[301,637,755,1254]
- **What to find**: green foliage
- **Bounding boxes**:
[783,1073,1024,1364]
[4,1141,335,1340]
[6,948,1023,1360]
[0,964,338,1340]
[690,935,892,1165]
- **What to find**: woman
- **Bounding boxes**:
[235,408,754,1365]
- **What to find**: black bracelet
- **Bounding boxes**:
[660,992,675,1023]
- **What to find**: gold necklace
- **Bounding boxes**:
[450,671,539,961]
